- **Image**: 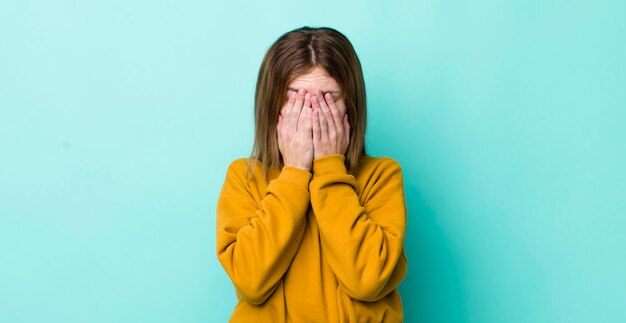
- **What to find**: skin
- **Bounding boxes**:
[276,67,350,172]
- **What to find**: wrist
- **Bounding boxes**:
[312,154,347,176]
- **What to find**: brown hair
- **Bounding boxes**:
[246,26,368,182]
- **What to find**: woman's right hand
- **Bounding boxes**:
[277,88,313,172]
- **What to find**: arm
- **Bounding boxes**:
[309,154,408,302]
[216,159,311,305]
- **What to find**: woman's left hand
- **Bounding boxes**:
[311,91,350,159]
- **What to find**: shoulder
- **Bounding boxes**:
[227,157,251,170]
[360,155,403,173]
[356,155,405,195]
[226,157,263,172]
[224,157,271,183]
[355,155,404,187]
[220,158,260,192]
[223,158,254,182]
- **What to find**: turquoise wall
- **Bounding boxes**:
[1,1,624,322]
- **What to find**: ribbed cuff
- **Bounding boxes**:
[278,166,312,188]
[312,154,347,177]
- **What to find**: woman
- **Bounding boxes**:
[216,26,408,322]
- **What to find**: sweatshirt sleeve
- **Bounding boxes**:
[216,159,312,305]
[309,154,408,302]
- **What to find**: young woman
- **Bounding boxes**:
[216,26,408,322]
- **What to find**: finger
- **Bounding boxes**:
[304,92,312,109]
[325,93,344,146]
[297,107,312,143]
[319,92,337,143]
[325,92,343,135]
[290,88,305,133]
[318,102,329,144]
[316,90,337,131]
[305,107,312,131]
[313,109,320,148]
[282,90,296,119]
[311,92,320,112]
[343,113,350,143]
[277,115,284,152]
[297,94,310,133]
[311,95,321,148]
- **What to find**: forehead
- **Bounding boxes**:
[287,67,341,93]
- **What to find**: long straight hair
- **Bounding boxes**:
[246,26,368,182]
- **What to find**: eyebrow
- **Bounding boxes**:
[287,87,341,94]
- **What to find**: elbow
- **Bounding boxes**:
[237,288,271,305]
[216,248,280,306]
[233,278,278,305]
[340,276,389,302]
[341,253,408,302]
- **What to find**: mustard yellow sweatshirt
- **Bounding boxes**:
[216,153,408,322]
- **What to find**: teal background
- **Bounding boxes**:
[1,0,624,322]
